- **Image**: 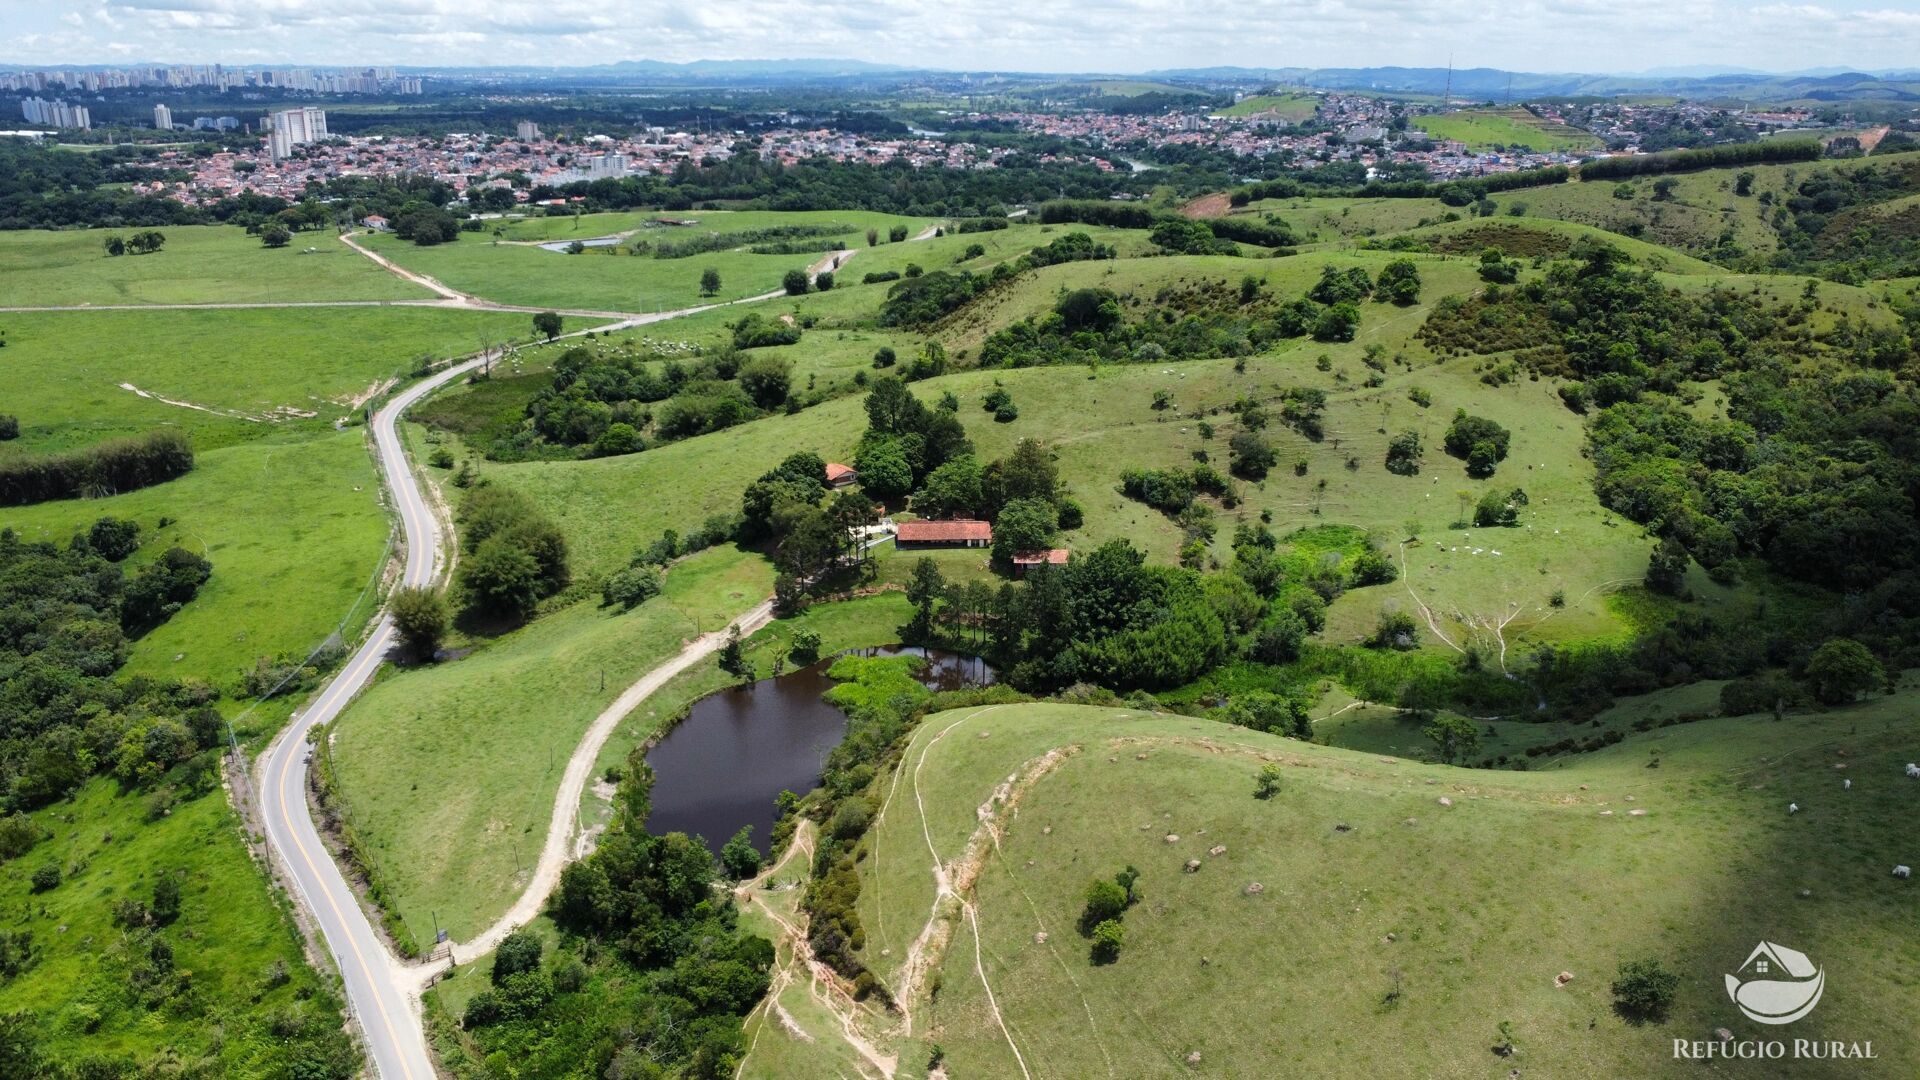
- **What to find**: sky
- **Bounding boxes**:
[7,0,1920,74]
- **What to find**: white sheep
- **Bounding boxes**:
[1895,866,1912,879]
[1789,803,1800,814]
[1906,763,1920,779]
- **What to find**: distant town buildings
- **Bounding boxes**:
[0,64,421,95]
[516,120,542,141]
[266,106,327,161]
[153,103,172,131]
[19,97,89,130]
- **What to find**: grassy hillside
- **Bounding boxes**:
[0,779,353,1075]
[0,224,430,307]
[360,210,937,313]
[325,544,772,944]
[1214,94,1318,122]
[1420,107,1601,152]
[0,305,543,453]
[768,696,1920,1079]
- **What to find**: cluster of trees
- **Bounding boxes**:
[1079,867,1142,964]
[737,452,878,608]
[100,230,166,256]
[1576,139,1820,181]
[455,755,772,1077]
[0,521,218,810]
[1442,410,1512,477]
[502,344,796,461]
[454,485,570,622]
[0,430,194,507]
[1771,158,1920,278]
[850,376,975,504]
[1231,166,1572,207]
[1039,199,1296,248]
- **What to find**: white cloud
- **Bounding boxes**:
[0,0,1914,71]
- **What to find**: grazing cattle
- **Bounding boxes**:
[1844,779,1852,790]
[1788,803,1800,814]
[1894,865,1911,879]
[1905,763,1920,779]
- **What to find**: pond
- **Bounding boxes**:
[644,646,994,857]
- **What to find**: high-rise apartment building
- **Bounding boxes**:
[266,106,328,161]
[153,103,173,130]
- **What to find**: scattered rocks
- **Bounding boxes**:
[1556,971,1575,987]
[1184,859,1202,873]
[1384,933,1396,943]
[1139,823,1151,831]
[1109,756,1119,763]
[1208,845,1227,857]
[1164,833,1180,843]
[1716,1028,1735,1043]
[1579,784,1588,790]
[1798,888,1813,899]
[977,731,991,739]
[1437,796,1453,807]
[1136,753,1148,760]
[882,948,892,957]
[1628,808,1648,817]
[1599,810,1614,816]
[1625,795,1636,802]
[1245,882,1265,895]
[1424,778,1438,785]
[1034,931,1048,944]
[1042,825,1052,835]
[1186,1051,1203,1067]
[1402,817,1418,826]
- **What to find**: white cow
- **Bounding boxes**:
[1788,803,1800,814]
[1905,763,1920,779]
[1895,865,1912,879]
[1844,779,1852,790]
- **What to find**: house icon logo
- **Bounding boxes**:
[1725,941,1825,1025]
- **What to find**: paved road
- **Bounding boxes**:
[256,356,479,1080]
[252,227,921,1078]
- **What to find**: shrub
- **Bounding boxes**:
[1610,958,1679,1021]
[1443,410,1511,476]
[1229,431,1277,480]
[492,929,543,985]
[388,586,449,660]
[782,269,810,295]
[788,626,823,663]
[1370,611,1419,650]
[30,865,59,893]
[0,416,18,441]
[1804,638,1883,704]
[720,826,762,880]
[1253,764,1282,799]
[0,429,194,507]
[601,566,663,610]
[1082,879,1128,930]
[1090,919,1125,964]
[1385,431,1423,475]
[88,517,141,561]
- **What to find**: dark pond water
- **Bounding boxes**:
[644,646,994,857]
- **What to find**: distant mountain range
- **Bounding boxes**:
[1145,65,1920,103]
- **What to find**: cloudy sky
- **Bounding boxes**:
[8,0,1920,73]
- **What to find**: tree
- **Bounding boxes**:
[1229,430,1276,480]
[1473,487,1527,527]
[0,416,16,441]
[1082,879,1128,929]
[1443,411,1511,476]
[389,586,449,661]
[1090,919,1125,964]
[866,228,880,247]
[261,224,292,248]
[815,271,835,291]
[700,267,722,296]
[782,269,810,296]
[718,625,750,682]
[102,234,126,257]
[738,355,794,409]
[1385,430,1423,475]
[151,874,182,925]
[720,826,762,880]
[1610,957,1679,1022]
[1422,713,1480,764]
[594,422,644,456]
[461,537,544,619]
[1376,258,1421,304]
[532,311,563,340]
[904,557,946,641]
[914,455,985,519]
[992,497,1058,565]
[1253,763,1283,799]
[492,929,543,985]
[1644,536,1690,597]
[1804,638,1882,705]
[854,439,913,500]
[88,516,140,561]
[788,625,823,663]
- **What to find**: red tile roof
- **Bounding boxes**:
[1011,548,1070,566]
[825,462,857,483]
[896,519,992,543]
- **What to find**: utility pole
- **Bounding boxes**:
[1443,53,1453,109]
